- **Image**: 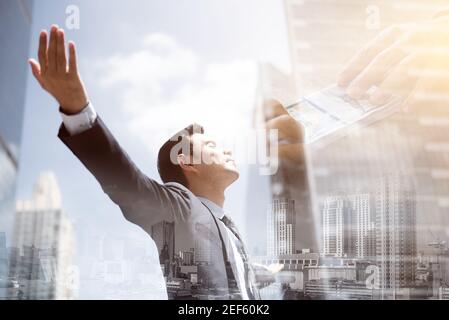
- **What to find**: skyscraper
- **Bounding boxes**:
[11,172,75,299]
[350,194,375,260]
[267,199,296,256]
[194,223,212,264]
[322,195,345,257]
[150,221,175,276]
[322,193,374,259]
[179,249,195,266]
[0,136,18,241]
[376,174,417,299]
[0,232,7,277]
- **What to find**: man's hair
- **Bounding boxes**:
[157,123,204,187]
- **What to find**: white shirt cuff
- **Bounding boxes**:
[60,102,97,136]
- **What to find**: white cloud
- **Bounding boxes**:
[95,33,258,154]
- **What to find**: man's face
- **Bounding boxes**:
[188,133,239,185]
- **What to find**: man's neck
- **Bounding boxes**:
[189,182,226,207]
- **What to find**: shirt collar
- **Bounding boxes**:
[197,196,225,219]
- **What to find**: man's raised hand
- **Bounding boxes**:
[263,99,306,165]
[28,25,89,114]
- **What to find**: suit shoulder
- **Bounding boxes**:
[164,182,194,199]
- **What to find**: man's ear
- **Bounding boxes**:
[178,153,197,173]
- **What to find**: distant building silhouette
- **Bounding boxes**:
[0,232,7,278]
[194,223,212,264]
[267,199,296,256]
[179,249,195,266]
[0,1,34,291]
[10,172,75,299]
[322,193,375,259]
[150,221,175,276]
[376,174,417,299]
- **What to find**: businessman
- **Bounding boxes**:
[29,25,305,299]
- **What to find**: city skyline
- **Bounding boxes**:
[1,0,449,301]
[12,0,290,299]
[252,173,447,300]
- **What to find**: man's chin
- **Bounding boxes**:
[225,166,240,180]
[231,169,240,182]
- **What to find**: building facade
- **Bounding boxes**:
[267,199,296,256]
[10,172,75,299]
[150,221,175,277]
[305,279,374,300]
[322,193,375,259]
[375,174,417,299]
[0,0,34,300]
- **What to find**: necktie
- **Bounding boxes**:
[220,215,260,300]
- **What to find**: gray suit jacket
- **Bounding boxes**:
[58,116,264,299]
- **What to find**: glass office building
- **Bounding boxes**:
[0,0,34,299]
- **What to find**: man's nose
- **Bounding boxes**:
[224,149,233,156]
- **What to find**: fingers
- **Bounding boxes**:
[403,77,449,114]
[38,30,48,75]
[338,25,404,87]
[28,59,44,87]
[47,25,59,73]
[278,143,307,165]
[56,29,67,72]
[68,41,78,74]
[31,24,79,93]
[262,98,306,163]
[369,53,421,105]
[266,114,303,142]
[263,98,305,143]
[401,80,424,113]
[38,25,71,76]
[263,98,287,121]
[433,8,449,19]
[346,45,409,99]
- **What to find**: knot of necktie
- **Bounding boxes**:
[220,215,232,228]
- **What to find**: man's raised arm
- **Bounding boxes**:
[28,25,192,232]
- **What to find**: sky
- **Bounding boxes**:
[16,0,291,299]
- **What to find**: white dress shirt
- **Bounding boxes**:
[60,105,250,299]
[197,197,250,300]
